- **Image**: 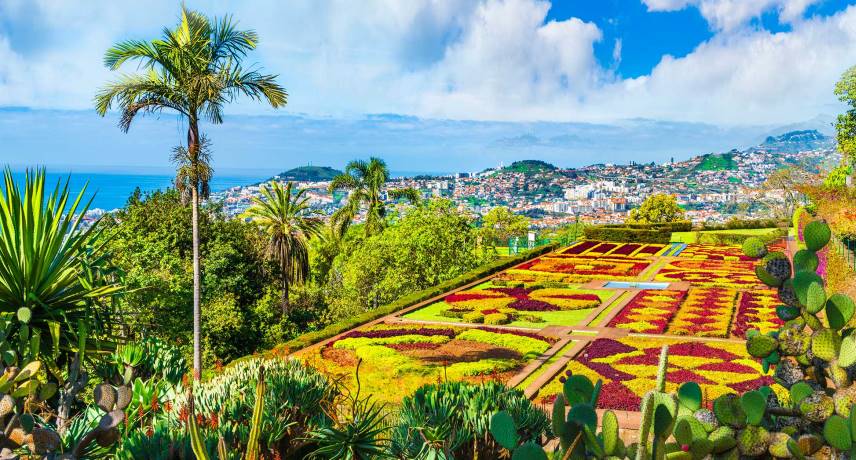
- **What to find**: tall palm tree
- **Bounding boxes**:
[95,7,287,379]
[246,181,322,315]
[328,157,421,237]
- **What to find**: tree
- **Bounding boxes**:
[95,7,287,379]
[327,200,493,319]
[104,189,272,366]
[480,206,530,245]
[626,194,686,224]
[246,181,323,315]
[328,157,420,237]
[834,65,856,178]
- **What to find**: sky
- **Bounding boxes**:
[1,0,855,173]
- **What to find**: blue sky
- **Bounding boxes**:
[1,0,855,173]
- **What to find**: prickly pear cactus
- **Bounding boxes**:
[739,220,856,457]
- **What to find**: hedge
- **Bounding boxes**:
[255,242,560,357]
[583,226,672,243]
[701,218,788,231]
[600,221,692,232]
[694,228,788,245]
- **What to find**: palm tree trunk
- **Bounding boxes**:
[189,123,202,381]
[281,260,289,317]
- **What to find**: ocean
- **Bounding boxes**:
[7,167,446,211]
[8,169,270,211]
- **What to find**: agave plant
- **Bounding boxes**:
[0,168,122,360]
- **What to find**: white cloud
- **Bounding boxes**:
[0,0,854,127]
[642,0,821,31]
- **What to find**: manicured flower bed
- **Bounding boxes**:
[666,287,736,338]
[514,255,652,280]
[305,323,555,402]
[732,289,784,338]
[654,259,759,288]
[607,289,687,333]
[561,241,666,257]
[442,286,602,320]
[534,337,784,411]
[677,244,754,261]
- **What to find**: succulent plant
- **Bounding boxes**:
[737,219,856,458]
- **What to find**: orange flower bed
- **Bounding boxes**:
[655,259,759,289]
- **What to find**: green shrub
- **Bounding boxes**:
[445,358,520,378]
[484,313,510,325]
[462,311,485,323]
[389,381,549,459]
[697,228,787,245]
[584,226,672,243]
[455,329,549,358]
[202,293,254,365]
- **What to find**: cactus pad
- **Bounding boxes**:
[766,432,792,458]
[793,249,819,273]
[740,391,766,425]
[677,382,702,412]
[511,442,548,460]
[793,271,826,313]
[823,415,852,450]
[773,358,804,388]
[777,327,809,355]
[755,265,783,287]
[736,426,770,457]
[709,426,736,453]
[602,410,619,456]
[826,294,856,330]
[713,394,746,429]
[779,279,800,307]
[489,410,520,450]
[742,237,768,258]
[776,305,801,321]
[563,375,594,406]
[840,334,856,368]
[694,409,719,433]
[763,252,792,284]
[804,220,831,251]
[811,328,841,361]
[747,334,778,358]
[799,391,835,423]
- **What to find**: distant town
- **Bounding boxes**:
[206,129,837,229]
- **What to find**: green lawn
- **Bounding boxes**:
[671,227,781,244]
[402,288,614,328]
[515,340,577,390]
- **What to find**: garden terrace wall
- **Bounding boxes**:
[237,243,560,363]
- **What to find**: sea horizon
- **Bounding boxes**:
[6,165,452,211]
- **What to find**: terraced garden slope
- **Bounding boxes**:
[294,239,789,408]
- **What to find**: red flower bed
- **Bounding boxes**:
[445,292,501,302]
[588,242,618,254]
[562,240,599,255]
[508,299,559,311]
[635,245,664,255]
[607,290,686,333]
[731,290,783,338]
[611,243,642,256]
[339,327,457,341]
[489,287,532,299]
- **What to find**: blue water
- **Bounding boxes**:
[603,281,671,290]
[8,169,269,211]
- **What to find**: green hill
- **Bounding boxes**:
[694,153,737,171]
[274,165,342,182]
[502,160,558,174]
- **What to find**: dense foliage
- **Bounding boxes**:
[626,193,686,224]
[327,199,493,321]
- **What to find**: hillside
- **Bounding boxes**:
[501,160,557,174]
[753,129,834,154]
[694,152,738,171]
[274,165,342,182]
